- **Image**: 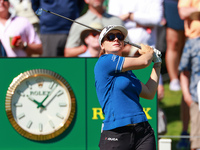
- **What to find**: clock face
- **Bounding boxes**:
[5,69,76,141]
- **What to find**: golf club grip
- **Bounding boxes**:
[124,41,141,49]
[124,42,162,57]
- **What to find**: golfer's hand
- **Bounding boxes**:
[138,44,154,55]
[152,47,162,63]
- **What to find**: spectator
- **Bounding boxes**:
[164,1,190,149]
[6,0,16,15]
[164,0,186,91]
[178,0,200,150]
[31,0,85,57]
[176,96,190,149]
[13,0,40,35]
[157,75,167,136]
[0,0,42,57]
[158,75,165,102]
[64,0,130,57]
[79,22,103,57]
[108,0,163,48]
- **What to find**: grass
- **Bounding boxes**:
[159,81,189,150]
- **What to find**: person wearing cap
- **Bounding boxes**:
[64,0,131,57]
[94,25,162,150]
[78,23,102,57]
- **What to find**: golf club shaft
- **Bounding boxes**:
[42,9,142,49]
[44,10,101,32]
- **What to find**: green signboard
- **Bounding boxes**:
[86,59,157,149]
[0,58,157,150]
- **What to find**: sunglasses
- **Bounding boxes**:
[105,33,125,41]
[88,32,99,37]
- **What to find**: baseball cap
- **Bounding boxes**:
[99,25,128,45]
[80,22,103,45]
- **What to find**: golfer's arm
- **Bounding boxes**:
[122,52,153,72]
[139,63,161,100]
[64,45,86,57]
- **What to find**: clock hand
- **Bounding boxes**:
[27,95,45,108]
[37,84,58,108]
[44,90,62,108]
[40,94,57,113]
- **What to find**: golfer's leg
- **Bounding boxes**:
[136,133,156,150]
[134,122,156,150]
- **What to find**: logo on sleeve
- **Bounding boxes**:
[111,55,117,62]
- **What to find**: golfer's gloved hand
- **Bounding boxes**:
[151,47,162,63]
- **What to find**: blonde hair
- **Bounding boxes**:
[99,49,105,57]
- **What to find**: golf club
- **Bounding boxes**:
[35,8,141,49]
[35,8,162,57]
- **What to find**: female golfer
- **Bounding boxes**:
[94,25,162,150]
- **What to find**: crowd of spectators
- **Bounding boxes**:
[0,0,42,57]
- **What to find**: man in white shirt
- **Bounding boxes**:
[108,0,163,47]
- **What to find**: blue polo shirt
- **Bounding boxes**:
[94,54,148,130]
[179,37,200,103]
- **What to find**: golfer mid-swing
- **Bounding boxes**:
[94,25,162,150]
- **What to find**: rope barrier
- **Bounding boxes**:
[159,135,200,139]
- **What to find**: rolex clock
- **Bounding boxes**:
[5,69,76,141]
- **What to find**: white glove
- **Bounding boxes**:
[151,47,162,63]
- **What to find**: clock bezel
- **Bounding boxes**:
[5,69,76,141]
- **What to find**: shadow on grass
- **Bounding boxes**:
[159,102,181,124]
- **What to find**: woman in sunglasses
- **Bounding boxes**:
[94,25,162,150]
